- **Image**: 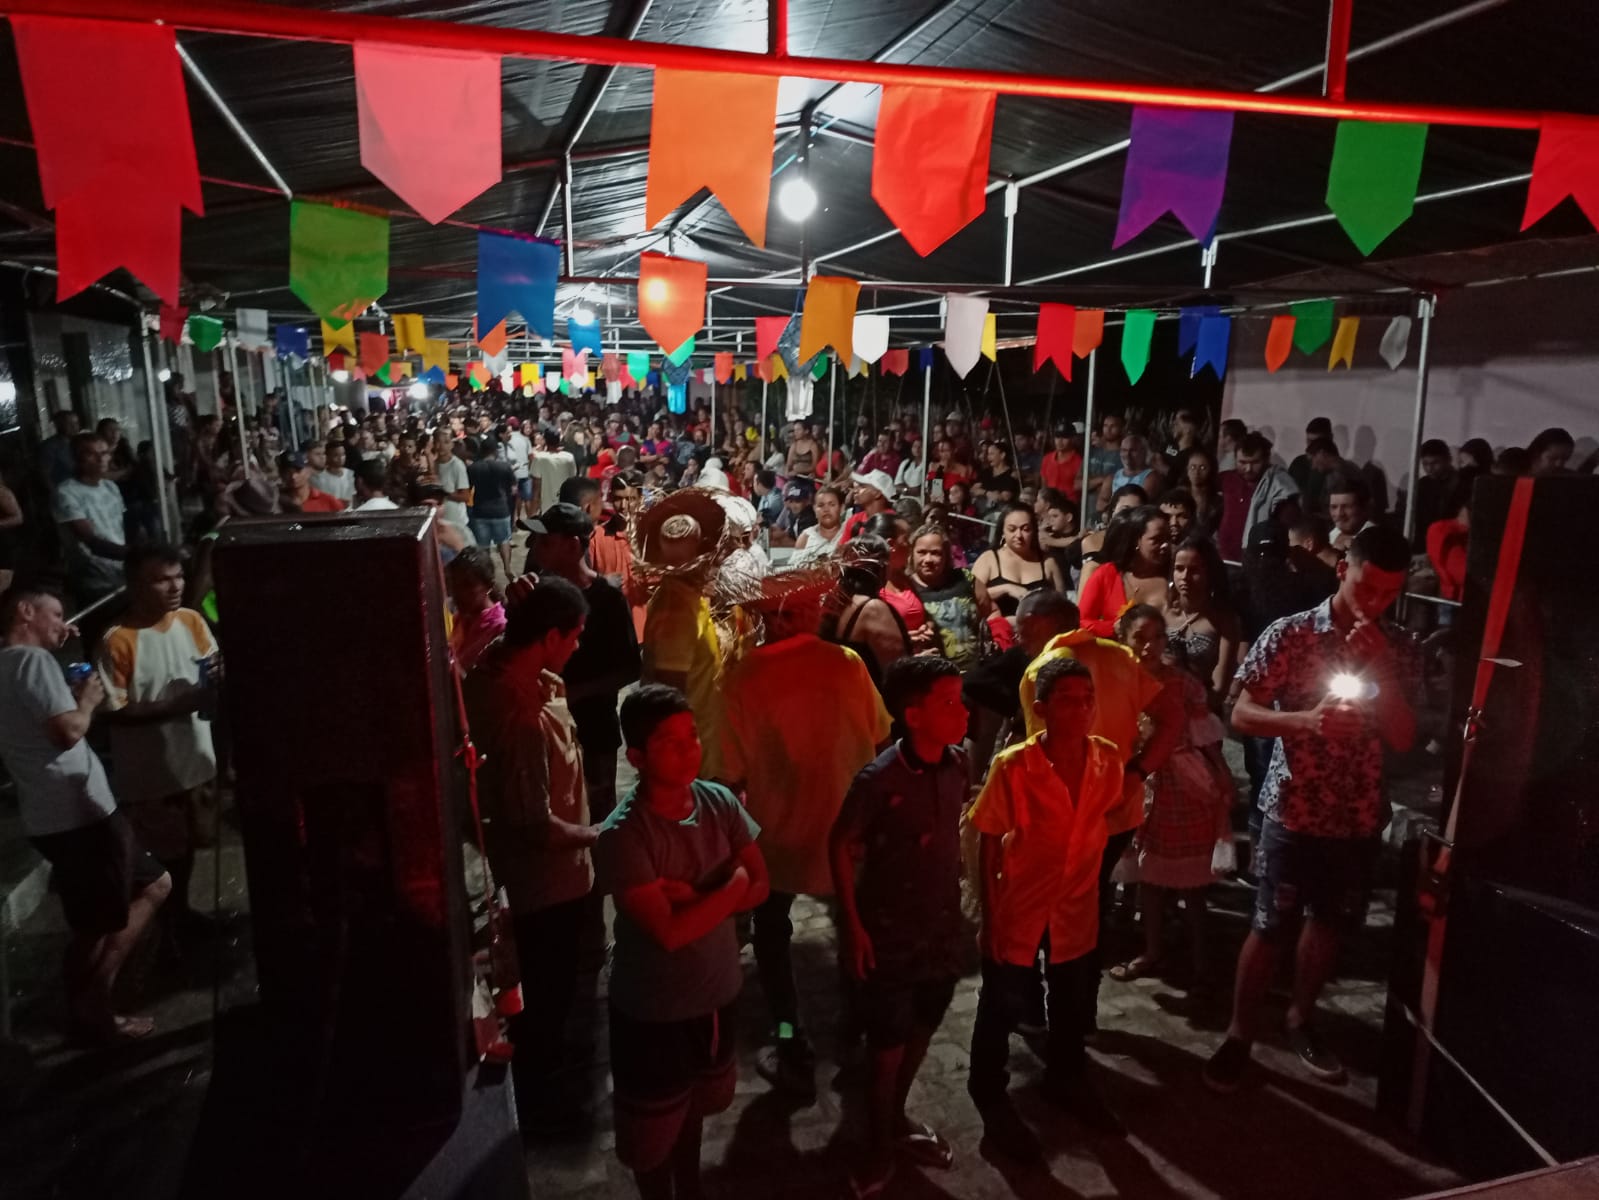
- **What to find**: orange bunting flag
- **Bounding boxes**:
[1034,303,1075,379]
[468,362,491,386]
[477,318,508,358]
[392,313,426,354]
[714,352,734,383]
[445,372,459,389]
[1265,314,1296,372]
[1328,316,1360,369]
[359,331,390,375]
[1072,309,1106,357]
[872,85,997,256]
[645,69,779,247]
[799,276,861,364]
[638,252,707,354]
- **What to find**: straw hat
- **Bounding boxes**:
[633,486,730,568]
[717,558,842,613]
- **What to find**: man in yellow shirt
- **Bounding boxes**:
[721,580,891,1095]
[967,657,1126,1146]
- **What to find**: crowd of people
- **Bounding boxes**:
[2,367,1596,1199]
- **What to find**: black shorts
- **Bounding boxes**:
[608,1001,738,1171]
[856,974,958,1050]
[1251,819,1375,940]
[30,810,167,937]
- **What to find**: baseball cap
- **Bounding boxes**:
[527,502,593,538]
[782,481,813,502]
[277,450,307,470]
[851,468,895,498]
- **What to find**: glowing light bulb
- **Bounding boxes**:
[573,307,595,326]
[407,381,429,399]
[643,278,670,304]
[1327,673,1367,701]
[778,176,818,222]
[157,368,172,383]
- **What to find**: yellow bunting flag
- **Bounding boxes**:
[798,275,861,364]
[770,354,789,380]
[732,363,747,381]
[981,312,998,361]
[421,338,450,374]
[1328,316,1360,370]
[393,313,426,354]
[322,319,355,357]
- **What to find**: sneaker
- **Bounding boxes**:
[755,1041,816,1099]
[1043,1073,1125,1138]
[1203,1037,1252,1094]
[1286,1023,1346,1084]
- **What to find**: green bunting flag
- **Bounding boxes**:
[626,350,651,383]
[666,336,695,366]
[1325,121,1429,255]
[187,314,224,353]
[288,200,390,323]
[1290,300,1336,355]
[811,352,831,380]
[1121,309,1155,385]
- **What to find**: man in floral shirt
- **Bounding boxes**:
[1206,524,1418,1093]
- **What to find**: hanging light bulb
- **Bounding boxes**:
[157,368,172,382]
[778,175,818,222]
[643,277,670,304]
[573,306,595,326]
[407,381,429,400]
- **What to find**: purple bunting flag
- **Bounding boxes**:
[1114,107,1234,249]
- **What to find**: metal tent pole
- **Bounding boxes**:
[1401,296,1436,551]
[827,358,838,482]
[1080,349,1098,534]
[140,332,180,542]
[760,378,769,465]
[919,356,932,504]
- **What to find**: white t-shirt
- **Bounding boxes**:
[435,454,470,529]
[52,477,126,596]
[310,468,355,503]
[354,496,400,511]
[0,644,117,836]
[895,458,926,493]
[530,450,577,509]
[506,431,533,480]
[96,610,218,803]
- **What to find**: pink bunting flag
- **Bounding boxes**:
[1033,303,1075,379]
[354,42,501,225]
[562,348,589,383]
[13,16,203,303]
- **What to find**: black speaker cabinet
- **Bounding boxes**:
[210,510,473,1134]
[1381,476,1599,1178]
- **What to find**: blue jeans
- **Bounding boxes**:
[470,515,512,546]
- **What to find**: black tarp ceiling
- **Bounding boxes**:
[2,0,1598,348]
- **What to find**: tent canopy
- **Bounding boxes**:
[1,0,1596,345]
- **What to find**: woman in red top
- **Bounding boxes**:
[1077,504,1171,636]
[1426,502,1469,602]
[863,512,935,654]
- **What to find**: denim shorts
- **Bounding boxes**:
[469,516,512,546]
[516,477,532,501]
[1251,819,1375,940]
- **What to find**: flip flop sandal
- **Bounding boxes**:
[1108,958,1162,982]
[895,1121,954,1169]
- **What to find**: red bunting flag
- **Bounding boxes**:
[799,276,861,364]
[755,316,789,366]
[637,252,707,354]
[879,349,910,376]
[872,86,998,256]
[13,16,203,303]
[354,42,501,225]
[1522,116,1599,231]
[1033,303,1075,378]
[645,69,779,248]
[1072,310,1106,357]
[159,304,188,345]
[359,331,390,376]
[713,352,735,384]
[1265,314,1296,372]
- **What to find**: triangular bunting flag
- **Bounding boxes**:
[421,337,449,373]
[638,252,707,355]
[236,308,270,350]
[919,347,936,372]
[562,348,588,384]
[1177,305,1220,356]
[755,315,789,366]
[354,42,500,225]
[477,317,508,358]
[645,69,779,247]
[13,16,203,304]
[1326,121,1429,255]
[188,315,225,354]
[419,366,445,385]
[872,86,997,256]
[1033,303,1074,379]
[392,360,413,379]
[714,352,734,383]
[626,351,651,386]
[733,364,747,381]
[1114,107,1233,248]
[1073,310,1106,357]
[1291,300,1336,355]
[274,325,310,360]
[980,313,998,361]
[393,313,425,355]
[469,362,491,387]
[159,304,188,345]
[853,315,890,364]
[322,319,356,357]
[880,349,910,376]
[769,354,789,381]
[1328,316,1360,369]
[601,354,622,383]
[666,336,696,366]
[942,295,989,377]
[1522,116,1599,230]
[290,200,389,323]
[1193,315,1231,379]
[359,331,390,376]
[799,275,860,363]
[477,231,559,338]
[811,353,831,381]
[1121,310,1156,385]
[569,315,603,358]
[445,372,459,390]
[1379,315,1412,370]
[1265,315,1295,372]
